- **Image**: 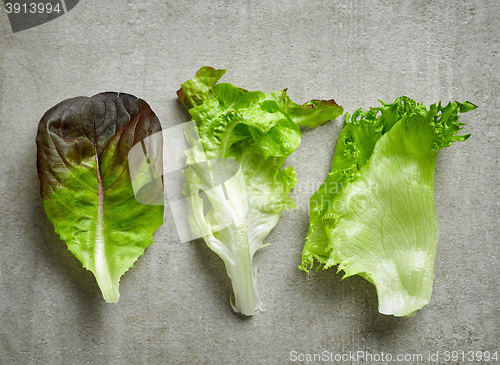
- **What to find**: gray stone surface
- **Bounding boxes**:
[0,0,498,364]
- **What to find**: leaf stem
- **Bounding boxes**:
[93,123,118,303]
[225,235,262,316]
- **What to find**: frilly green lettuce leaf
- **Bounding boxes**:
[179,66,343,315]
[301,96,477,316]
[36,93,164,302]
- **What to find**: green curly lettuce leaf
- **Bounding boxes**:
[301,96,477,316]
[179,66,343,315]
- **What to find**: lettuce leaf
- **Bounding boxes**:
[36,92,164,302]
[300,96,477,316]
[179,67,343,315]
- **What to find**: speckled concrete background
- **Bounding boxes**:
[0,1,498,364]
